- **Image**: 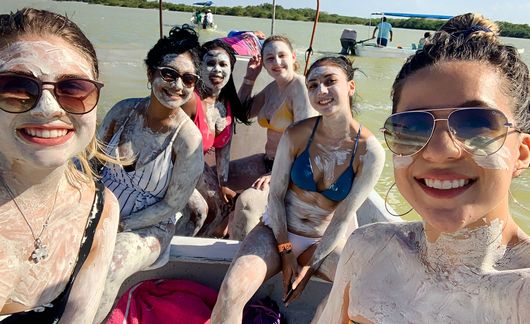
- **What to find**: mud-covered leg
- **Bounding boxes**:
[210,224,281,323]
[95,223,174,322]
[176,189,208,236]
[228,187,269,240]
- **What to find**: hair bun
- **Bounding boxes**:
[168,24,199,42]
[440,13,499,41]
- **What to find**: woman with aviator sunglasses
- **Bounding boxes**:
[315,13,530,323]
[0,8,120,323]
[95,25,204,321]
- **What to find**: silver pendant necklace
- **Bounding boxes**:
[0,177,59,263]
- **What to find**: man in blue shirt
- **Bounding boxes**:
[372,17,393,46]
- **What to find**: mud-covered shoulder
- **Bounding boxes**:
[282,116,320,151]
[347,222,424,259]
[98,97,146,144]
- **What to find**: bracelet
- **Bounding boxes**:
[277,242,293,255]
[243,78,255,86]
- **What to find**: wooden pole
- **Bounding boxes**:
[271,0,276,35]
[159,0,163,39]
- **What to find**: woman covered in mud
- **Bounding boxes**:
[180,39,250,237]
[95,26,203,321]
[211,56,385,323]
[228,35,318,240]
[315,13,530,324]
[0,8,119,323]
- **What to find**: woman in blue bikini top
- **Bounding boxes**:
[210,56,385,322]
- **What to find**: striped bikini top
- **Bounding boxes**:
[100,100,188,217]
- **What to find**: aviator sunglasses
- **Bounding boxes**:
[381,107,521,157]
[0,73,103,114]
[156,67,199,88]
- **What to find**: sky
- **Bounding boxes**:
[171,0,530,24]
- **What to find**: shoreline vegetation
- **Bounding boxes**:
[54,0,530,39]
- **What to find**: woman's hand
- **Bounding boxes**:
[220,185,237,204]
[245,55,262,81]
[284,265,315,306]
[251,173,271,191]
[280,252,299,302]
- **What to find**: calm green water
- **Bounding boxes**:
[2,0,530,232]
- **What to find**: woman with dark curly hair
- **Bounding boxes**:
[95,25,204,321]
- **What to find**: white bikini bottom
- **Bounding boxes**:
[262,210,321,258]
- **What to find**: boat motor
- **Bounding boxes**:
[340,29,357,55]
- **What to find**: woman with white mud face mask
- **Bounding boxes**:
[315,13,530,324]
[0,8,120,323]
[180,39,250,237]
[227,35,318,240]
[210,56,385,323]
[95,25,204,322]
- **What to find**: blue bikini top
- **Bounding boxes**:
[290,116,361,202]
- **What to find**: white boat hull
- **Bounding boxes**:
[355,44,416,58]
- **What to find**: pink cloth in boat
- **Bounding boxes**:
[107,279,218,324]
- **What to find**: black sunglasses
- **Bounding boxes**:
[156,67,199,88]
[381,107,520,157]
[0,73,103,114]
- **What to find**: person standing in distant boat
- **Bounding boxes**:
[372,17,393,47]
[204,9,214,29]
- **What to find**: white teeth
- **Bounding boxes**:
[424,178,470,190]
[24,128,68,138]
[319,98,333,105]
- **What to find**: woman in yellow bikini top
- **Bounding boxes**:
[227,35,318,240]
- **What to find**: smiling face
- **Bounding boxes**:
[306,64,355,116]
[262,40,296,81]
[150,52,195,110]
[200,48,231,93]
[394,60,528,235]
[0,35,97,172]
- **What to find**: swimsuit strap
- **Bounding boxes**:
[350,125,362,166]
[106,99,145,153]
[305,116,321,150]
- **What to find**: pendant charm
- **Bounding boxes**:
[31,239,48,263]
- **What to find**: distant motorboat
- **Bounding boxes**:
[343,12,452,59]
[355,43,417,58]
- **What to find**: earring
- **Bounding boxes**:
[384,182,413,217]
[147,81,152,90]
[509,190,530,212]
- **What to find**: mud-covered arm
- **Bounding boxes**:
[215,131,232,186]
[121,120,204,230]
[290,77,319,122]
[313,228,361,324]
[239,83,267,119]
[61,189,119,324]
[266,127,298,244]
[310,136,385,270]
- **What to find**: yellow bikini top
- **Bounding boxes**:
[257,100,294,133]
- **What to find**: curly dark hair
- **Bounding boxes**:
[392,13,530,133]
[199,39,250,124]
[145,24,201,82]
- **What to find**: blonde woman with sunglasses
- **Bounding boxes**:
[95,26,204,321]
[315,13,530,324]
[0,8,120,323]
